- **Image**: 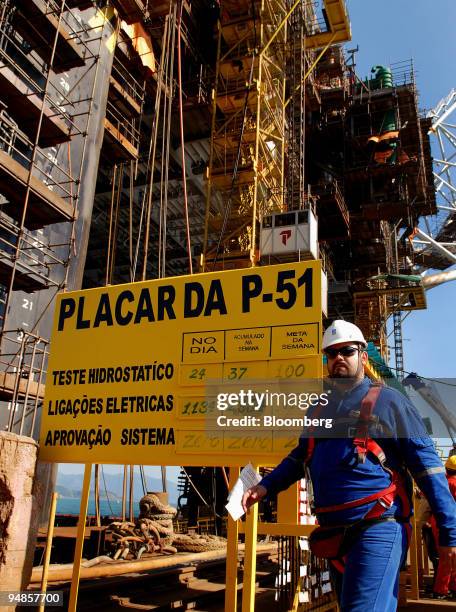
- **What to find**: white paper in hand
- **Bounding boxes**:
[225,463,262,520]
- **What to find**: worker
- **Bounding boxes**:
[242,320,456,611]
[431,454,456,599]
[415,490,439,577]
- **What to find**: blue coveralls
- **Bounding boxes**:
[260,377,456,611]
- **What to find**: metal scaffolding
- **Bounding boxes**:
[0,0,109,435]
[412,89,456,270]
[203,0,288,269]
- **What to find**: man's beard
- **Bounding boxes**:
[330,362,362,380]
[331,363,352,378]
[331,370,353,378]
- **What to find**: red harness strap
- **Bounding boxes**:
[307,383,411,520]
[306,383,412,573]
[314,483,397,514]
[306,384,407,519]
[353,384,383,463]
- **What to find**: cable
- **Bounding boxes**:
[212,468,218,535]
[370,359,456,388]
[181,467,210,506]
[136,4,170,281]
[101,465,114,516]
[139,465,147,495]
[221,466,229,490]
[177,0,193,274]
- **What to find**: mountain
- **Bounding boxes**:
[55,484,122,501]
[56,470,178,505]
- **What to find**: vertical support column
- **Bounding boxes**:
[68,463,92,612]
[393,309,404,381]
[225,466,240,612]
[39,491,58,612]
[202,20,221,271]
[241,464,259,611]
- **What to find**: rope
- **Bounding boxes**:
[371,359,456,387]
[139,493,177,516]
[177,0,193,274]
[157,4,176,278]
[106,163,117,285]
[172,534,226,552]
[139,465,147,495]
[181,467,210,506]
[109,162,124,284]
[160,3,176,278]
[129,159,134,282]
[108,496,227,558]
[137,4,171,280]
[101,465,114,515]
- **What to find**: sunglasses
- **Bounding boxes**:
[324,346,360,359]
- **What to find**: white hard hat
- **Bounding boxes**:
[322,320,367,350]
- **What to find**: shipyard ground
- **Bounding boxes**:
[29,557,455,611]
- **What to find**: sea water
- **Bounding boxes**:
[56,497,138,518]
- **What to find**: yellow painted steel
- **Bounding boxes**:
[225,466,241,612]
[203,0,287,269]
[305,0,351,50]
[277,482,300,524]
[260,0,302,57]
[68,463,91,612]
[39,261,322,466]
[364,360,382,381]
[285,33,337,109]
[238,522,315,537]
[203,0,350,269]
[241,464,260,612]
[38,492,58,612]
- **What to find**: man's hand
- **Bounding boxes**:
[439,546,456,573]
[241,484,267,514]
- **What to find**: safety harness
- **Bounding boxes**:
[306,383,412,571]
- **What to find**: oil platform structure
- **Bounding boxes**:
[0,0,445,436]
[0,0,455,608]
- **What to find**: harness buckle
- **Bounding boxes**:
[378,497,393,509]
[355,447,367,463]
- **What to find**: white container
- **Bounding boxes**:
[260,209,318,259]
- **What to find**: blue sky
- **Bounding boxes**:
[58,2,455,478]
[347,0,456,111]
[348,0,456,378]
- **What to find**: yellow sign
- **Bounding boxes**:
[39,261,323,466]
[225,328,270,361]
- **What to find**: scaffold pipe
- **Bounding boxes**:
[422,269,456,289]
[414,228,456,264]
